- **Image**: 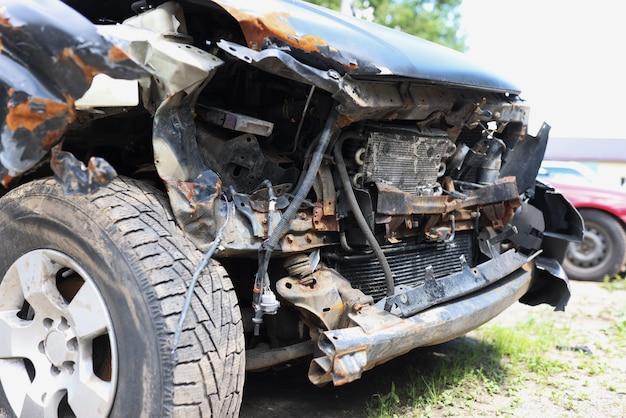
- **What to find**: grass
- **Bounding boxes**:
[364,280,626,417]
[602,272,626,292]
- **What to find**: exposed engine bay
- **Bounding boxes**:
[0,0,583,392]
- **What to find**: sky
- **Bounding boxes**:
[459,0,626,139]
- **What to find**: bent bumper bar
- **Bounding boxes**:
[309,266,533,386]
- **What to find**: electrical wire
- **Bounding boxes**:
[171,196,231,357]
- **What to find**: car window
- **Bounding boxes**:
[538,162,597,184]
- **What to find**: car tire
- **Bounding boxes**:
[563,209,626,281]
[0,177,244,417]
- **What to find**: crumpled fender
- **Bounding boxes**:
[0,0,147,188]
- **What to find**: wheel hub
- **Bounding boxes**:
[568,228,606,267]
[44,330,70,367]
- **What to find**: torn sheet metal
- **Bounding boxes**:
[216,39,528,129]
[164,169,223,244]
[92,4,230,246]
[153,93,226,248]
[499,122,550,193]
[0,0,147,188]
[97,17,225,104]
[50,145,117,194]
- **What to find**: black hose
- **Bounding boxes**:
[333,138,395,298]
[254,109,339,301]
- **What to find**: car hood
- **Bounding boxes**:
[209,0,521,93]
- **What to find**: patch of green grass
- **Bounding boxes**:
[364,280,626,417]
[365,335,513,416]
[482,318,572,374]
[604,297,626,353]
[602,273,626,291]
[365,336,508,417]
[368,382,401,418]
[365,314,578,417]
[614,319,626,340]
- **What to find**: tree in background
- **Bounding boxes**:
[305,0,466,52]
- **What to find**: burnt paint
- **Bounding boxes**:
[0,1,147,188]
[164,171,223,248]
[210,0,520,93]
[50,145,118,194]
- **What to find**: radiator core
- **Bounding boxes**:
[331,232,475,302]
[360,128,454,196]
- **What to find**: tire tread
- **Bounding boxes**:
[3,177,244,417]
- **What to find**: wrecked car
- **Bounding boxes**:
[0,0,583,416]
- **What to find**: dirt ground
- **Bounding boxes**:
[459,279,626,418]
[240,280,626,417]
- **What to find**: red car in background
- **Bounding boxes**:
[539,162,626,280]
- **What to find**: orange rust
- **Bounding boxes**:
[41,129,65,149]
[335,113,353,129]
[2,174,13,188]
[107,45,129,63]
[171,179,196,201]
[294,33,331,52]
[169,177,223,204]
[215,3,328,54]
[59,47,100,81]
[5,93,75,134]
[87,158,107,183]
[0,9,17,28]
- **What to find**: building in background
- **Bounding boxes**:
[544,137,626,187]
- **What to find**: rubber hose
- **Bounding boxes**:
[333,138,395,298]
[255,110,339,290]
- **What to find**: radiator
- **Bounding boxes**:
[360,128,454,196]
[331,232,475,301]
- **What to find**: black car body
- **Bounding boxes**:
[0,1,582,416]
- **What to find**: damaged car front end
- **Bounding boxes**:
[0,0,582,416]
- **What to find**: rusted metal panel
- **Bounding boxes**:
[276,256,373,330]
[0,1,146,189]
[212,2,364,71]
[385,249,537,318]
[375,176,521,216]
[309,267,533,386]
[163,168,223,249]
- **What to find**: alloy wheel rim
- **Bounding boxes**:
[0,249,117,417]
